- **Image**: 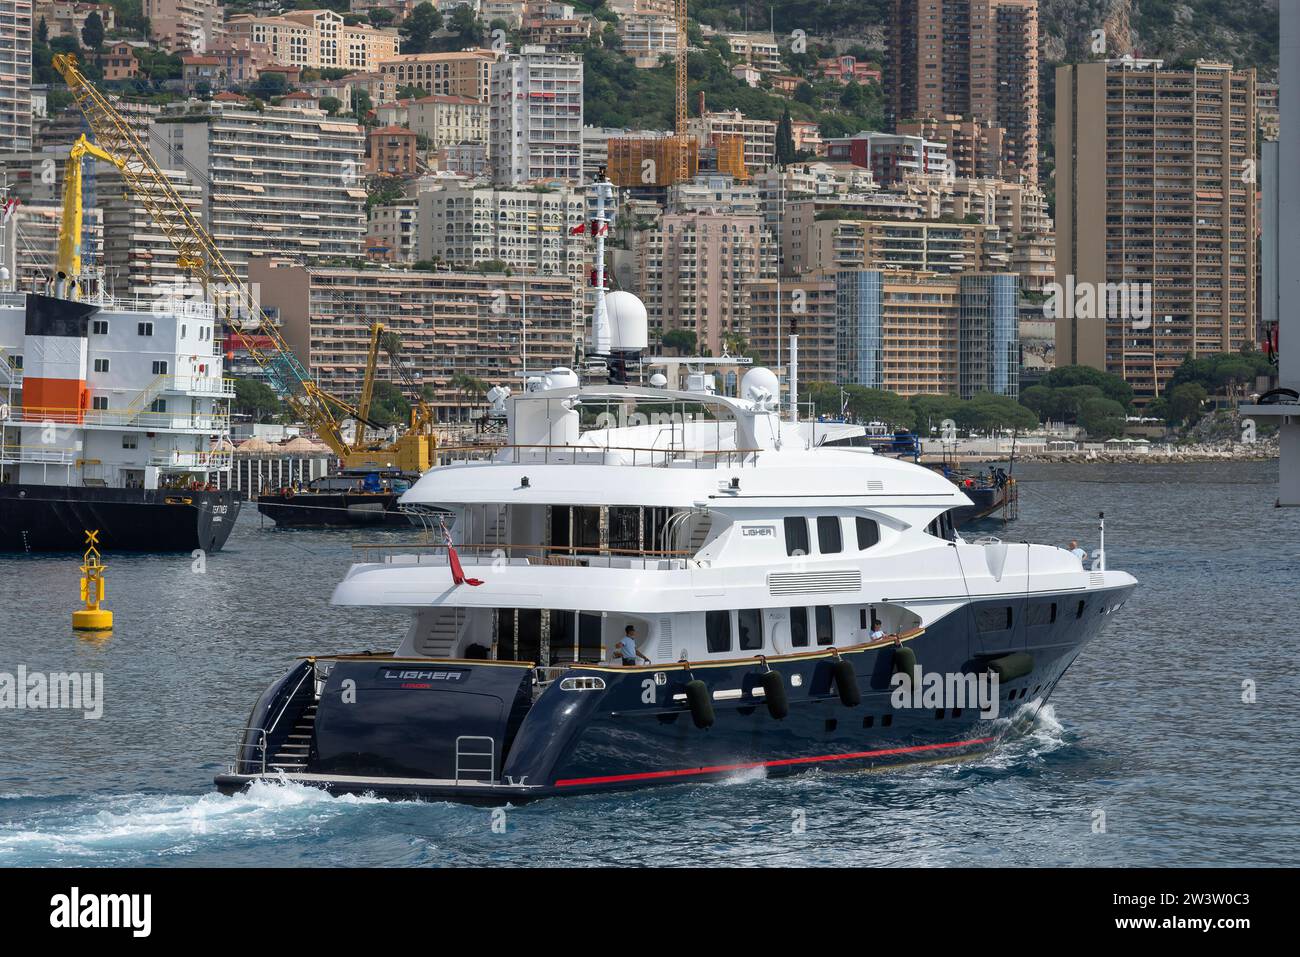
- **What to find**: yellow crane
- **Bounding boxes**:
[674,0,690,182]
[56,134,122,299]
[52,53,434,473]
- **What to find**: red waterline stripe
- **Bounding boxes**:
[554,736,997,788]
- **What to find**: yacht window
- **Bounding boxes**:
[737,608,763,651]
[784,516,810,556]
[1076,600,1086,619]
[705,610,731,653]
[815,606,834,645]
[856,517,880,549]
[817,516,842,554]
[789,607,809,647]
[976,607,1014,632]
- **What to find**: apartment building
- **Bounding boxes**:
[225,10,400,72]
[633,210,775,355]
[0,0,33,154]
[39,2,115,39]
[689,106,777,174]
[151,100,367,280]
[490,47,584,186]
[836,269,1018,397]
[366,200,417,263]
[799,217,1009,277]
[368,125,419,177]
[667,173,762,216]
[376,95,488,151]
[745,278,838,384]
[620,15,677,69]
[779,194,929,273]
[896,114,1006,180]
[247,259,576,421]
[416,183,587,321]
[102,42,140,81]
[722,32,783,73]
[1055,58,1257,401]
[377,49,498,100]
[824,131,949,186]
[98,167,206,298]
[886,0,1039,183]
[143,0,222,53]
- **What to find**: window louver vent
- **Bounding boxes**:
[768,570,862,595]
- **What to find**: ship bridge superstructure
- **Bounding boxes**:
[0,288,234,489]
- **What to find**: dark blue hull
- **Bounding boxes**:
[215,585,1134,802]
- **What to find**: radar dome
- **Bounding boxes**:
[649,372,668,388]
[544,367,579,390]
[741,367,780,404]
[606,291,648,350]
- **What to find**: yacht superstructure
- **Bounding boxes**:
[217,368,1135,801]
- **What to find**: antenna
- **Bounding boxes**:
[591,166,613,356]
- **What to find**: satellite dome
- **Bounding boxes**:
[606,290,648,350]
[544,367,579,390]
[649,372,668,388]
[741,367,780,404]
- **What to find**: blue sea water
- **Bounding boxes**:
[0,460,1297,867]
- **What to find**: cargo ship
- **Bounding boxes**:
[0,190,239,552]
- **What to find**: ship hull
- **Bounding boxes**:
[215,584,1134,802]
[255,491,415,527]
[0,484,241,552]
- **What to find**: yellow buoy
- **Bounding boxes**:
[73,529,113,631]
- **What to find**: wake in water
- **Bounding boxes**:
[968,701,1070,772]
[0,780,402,865]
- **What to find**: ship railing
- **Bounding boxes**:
[234,727,269,775]
[352,541,695,571]
[149,450,234,470]
[0,443,80,465]
[433,443,762,470]
[155,375,236,397]
[0,290,217,319]
[3,406,230,430]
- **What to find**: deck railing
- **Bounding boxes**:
[352,541,695,571]
[433,443,761,470]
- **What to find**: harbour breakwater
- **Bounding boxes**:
[1014,439,1278,465]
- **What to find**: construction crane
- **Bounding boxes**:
[51,54,434,473]
[347,324,436,471]
[56,134,121,299]
[674,0,690,182]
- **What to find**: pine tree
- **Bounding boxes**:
[776,107,796,166]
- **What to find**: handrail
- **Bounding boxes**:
[235,726,269,775]
[265,663,314,746]
[305,630,927,673]
[433,443,763,469]
[352,542,694,557]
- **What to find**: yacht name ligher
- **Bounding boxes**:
[49,887,151,937]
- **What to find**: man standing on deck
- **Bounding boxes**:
[1067,540,1088,560]
[614,625,651,666]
